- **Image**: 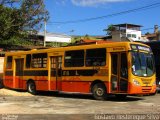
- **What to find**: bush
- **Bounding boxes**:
[0,36,34,46]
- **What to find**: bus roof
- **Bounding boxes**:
[5,41,150,56]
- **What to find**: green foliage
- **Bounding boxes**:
[46,42,70,47]
[0,0,49,46]
[71,36,82,43]
[20,0,49,32]
[0,5,22,40]
[103,24,116,35]
[84,34,90,39]
[0,36,34,46]
[145,32,150,35]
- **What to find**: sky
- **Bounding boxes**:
[44,0,160,36]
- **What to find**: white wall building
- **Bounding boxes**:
[38,32,71,43]
[111,23,148,42]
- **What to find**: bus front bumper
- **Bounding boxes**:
[128,83,156,95]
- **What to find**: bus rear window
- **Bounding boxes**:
[6,56,12,69]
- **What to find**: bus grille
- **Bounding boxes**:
[142,87,151,92]
[141,79,151,85]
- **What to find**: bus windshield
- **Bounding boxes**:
[132,51,154,77]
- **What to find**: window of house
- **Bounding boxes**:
[132,34,137,38]
[26,54,31,68]
[31,53,47,68]
[65,50,84,67]
[6,56,12,69]
[127,34,131,38]
[86,48,106,66]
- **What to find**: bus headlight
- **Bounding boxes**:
[133,79,140,86]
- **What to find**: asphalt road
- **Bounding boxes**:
[0,89,160,120]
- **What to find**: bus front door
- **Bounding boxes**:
[111,53,128,93]
[50,56,62,91]
[14,58,24,89]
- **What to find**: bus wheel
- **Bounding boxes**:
[92,83,107,100]
[115,94,127,99]
[27,82,37,95]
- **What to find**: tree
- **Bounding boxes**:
[103,24,116,36]
[84,34,90,39]
[145,32,150,35]
[0,0,49,42]
[0,0,19,6]
[0,5,22,40]
[20,0,49,33]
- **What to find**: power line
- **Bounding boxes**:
[141,27,159,31]
[50,2,160,24]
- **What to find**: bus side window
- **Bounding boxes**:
[31,53,47,68]
[86,48,106,66]
[26,54,31,68]
[64,50,84,67]
[6,56,12,69]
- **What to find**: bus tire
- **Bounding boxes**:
[27,81,37,95]
[92,83,107,100]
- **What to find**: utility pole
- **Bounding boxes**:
[44,19,46,47]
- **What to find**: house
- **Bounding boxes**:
[28,32,71,46]
[109,23,148,42]
[145,25,160,41]
[38,32,71,43]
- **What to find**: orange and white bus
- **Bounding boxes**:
[3,42,156,100]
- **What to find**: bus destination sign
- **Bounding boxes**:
[131,44,150,52]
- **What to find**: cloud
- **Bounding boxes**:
[71,0,132,7]
[55,0,67,5]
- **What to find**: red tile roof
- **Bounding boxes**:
[145,33,157,38]
[81,39,114,44]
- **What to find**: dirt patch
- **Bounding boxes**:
[0,88,33,96]
[0,88,160,116]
